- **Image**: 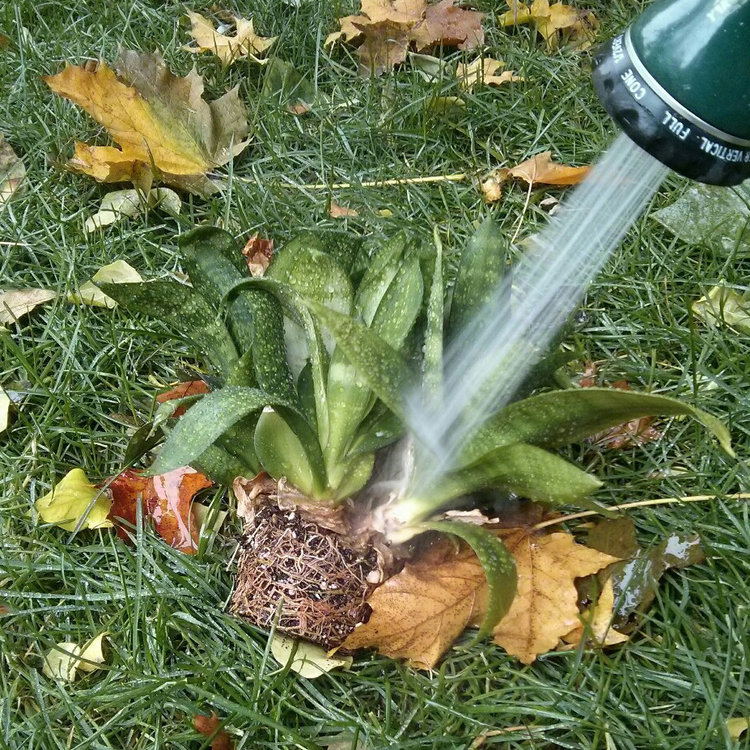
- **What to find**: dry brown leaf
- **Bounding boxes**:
[0,133,25,210]
[456,57,523,92]
[193,711,233,750]
[560,578,629,649]
[44,51,249,195]
[329,201,359,218]
[327,0,484,75]
[342,539,486,669]
[480,151,590,203]
[184,11,275,66]
[500,0,598,51]
[492,529,618,664]
[241,234,274,277]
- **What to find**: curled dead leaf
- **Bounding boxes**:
[329,201,359,218]
[500,0,598,51]
[0,133,25,211]
[456,57,523,92]
[241,234,274,277]
[184,11,275,66]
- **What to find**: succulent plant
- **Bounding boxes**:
[102,220,731,648]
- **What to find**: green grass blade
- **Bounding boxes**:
[419,520,516,638]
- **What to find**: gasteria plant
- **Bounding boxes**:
[102,220,732,648]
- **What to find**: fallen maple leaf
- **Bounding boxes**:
[107,467,212,553]
[500,0,598,51]
[36,468,114,532]
[342,539,487,669]
[327,0,484,76]
[0,133,25,211]
[480,151,590,203]
[183,11,275,66]
[194,711,234,750]
[241,234,274,277]
[492,529,618,664]
[329,201,359,218]
[44,50,249,195]
[155,380,211,418]
[456,57,523,92]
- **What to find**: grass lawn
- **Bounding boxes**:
[2,0,750,747]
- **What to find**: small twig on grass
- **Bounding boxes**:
[269,173,469,190]
[533,493,750,531]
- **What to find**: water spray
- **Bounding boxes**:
[401,0,750,507]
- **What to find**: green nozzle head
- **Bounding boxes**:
[593,0,750,186]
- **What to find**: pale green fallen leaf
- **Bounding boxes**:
[36,468,113,531]
[727,717,749,742]
[0,133,25,211]
[0,387,10,434]
[42,633,108,681]
[0,288,57,325]
[270,634,352,678]
[652,180,750,253]
[84,187,181,233]
[69,260,143,309]
[692,285,750,335]
[42,642,81,681]
[76,632,108,673]
[192,501,228,535]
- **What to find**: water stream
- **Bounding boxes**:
[407,133,670,492]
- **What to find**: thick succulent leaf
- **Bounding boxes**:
[305,302,412,420]
[419,520,516,637]
[230,277,330,447]
[463,388,733,465]
[325,248,423,468]
[347,405,404,457]
[193,443,259,485]
[414,443,603,514]
[355,233,407,323]
[331,451,375,500]
[149,386,302,477]
[423,232,444,400]
[448,217,508,339]
[254,410,317,496]
[180,227,256,353]
[98,280,238,377]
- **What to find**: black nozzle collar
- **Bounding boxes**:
[593,31,750,186]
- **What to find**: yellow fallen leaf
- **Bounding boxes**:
[0,133,25,211]
[492,529,618,664]
[456,57,523,91]
[0,288,57,325]
[329,201,359,218]
[44,51,249,195]
[500,0,597,51]
[35,468,113,532]
[184,11,276,66]
[342,540,487,669]
[69,259,143,308]
[192,501,228,536]
[270,634,352,678]
[727,717,749,742]
[42,633,108,681]
[480,151,590,203]
[560,578,629,649]
[692,284,750,334]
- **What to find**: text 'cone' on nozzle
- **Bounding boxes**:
[592,0,750,186]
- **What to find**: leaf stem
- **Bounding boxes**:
[532,493,750,531]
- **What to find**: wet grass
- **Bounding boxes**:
[1,0,750,747]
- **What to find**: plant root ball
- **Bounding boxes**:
[230,502,379,648]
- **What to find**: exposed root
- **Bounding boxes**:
[230,502,379,648]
